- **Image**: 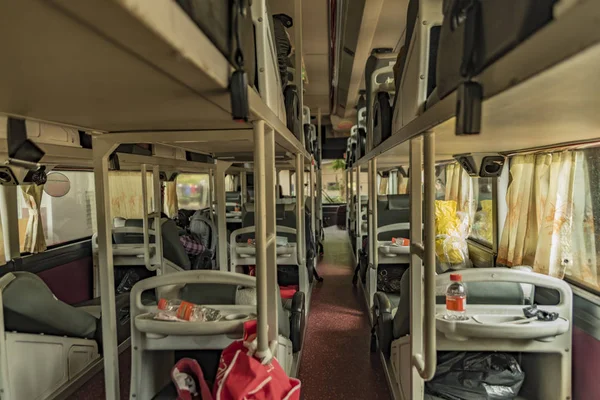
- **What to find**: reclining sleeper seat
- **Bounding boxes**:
[0,271,131,399]
[372,270,526,357]
[355,195,410,306]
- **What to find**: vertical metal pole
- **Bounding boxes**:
[409,137,424,399]
[92,137,120,400]
[152,165,163,266]
[254,120,270,354]
[368,159,378,308]
[421,132,437,380]
[349,167,354,233]
[295,155,305,266]
[141,164,150,270]
[355,166,361,259]
[264,125,278,346]
[310,159,316,245]
[241,171,248,206]
[208,168,215,223]
[215,161,231,272]
[317,108,323,226]
[289,171,294,196]
[0,186,20,261]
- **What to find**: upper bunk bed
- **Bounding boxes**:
[356,0,600,165]
[0,0,310,161]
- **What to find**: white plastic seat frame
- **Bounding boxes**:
[129,270,294,400]
[387,268,573,400]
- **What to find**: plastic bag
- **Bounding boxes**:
[435,200,471,272]
[471,199,493,244]
[425,352,525,400]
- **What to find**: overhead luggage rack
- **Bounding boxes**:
[0,0,309,159]
[355,0,600,166]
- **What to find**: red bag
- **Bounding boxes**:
[213,320,301,400]
[171,358,214,400]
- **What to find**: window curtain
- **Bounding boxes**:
[109,171,153,221]
[498,151,598,287]
[21,184,47,253]
[164,181,179,218]
[533,151,596,282]
[445,163,477,225]
[398,175,408,194]
[379,176,389,195]
[497,154,543,267]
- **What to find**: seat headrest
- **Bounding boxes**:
[387,194,410,210]
[226,191,241,203]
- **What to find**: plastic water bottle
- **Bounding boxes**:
[445,273,468,320]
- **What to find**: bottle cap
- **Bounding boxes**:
[450,273,462,282]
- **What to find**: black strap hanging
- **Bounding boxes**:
[230,0,249,122]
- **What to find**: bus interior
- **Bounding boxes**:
[0,0,599,399]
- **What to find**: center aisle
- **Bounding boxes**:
[298,227,391,399]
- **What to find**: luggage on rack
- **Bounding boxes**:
[272,14,294,89]
[175,0,257,88]
[284,85,302,141]
[372,92,392,148]
[436,0,557,99]
[356,127,367,159]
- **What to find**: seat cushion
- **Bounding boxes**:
[4,272,97,339]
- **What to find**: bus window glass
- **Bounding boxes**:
[17,171,96,251]
[470,177,494,247]
[177,174,210,210]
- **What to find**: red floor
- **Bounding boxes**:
[69,227,390,399]
[298,227,391,399]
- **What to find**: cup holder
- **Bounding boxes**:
[225,313,249,321]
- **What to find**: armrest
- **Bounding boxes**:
[373,292,394,357]
[289,291,305,353]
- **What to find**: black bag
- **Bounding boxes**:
[372,92,392,148]
[277,265,299,286]
[284,85,302,140]
[436,0,556,99]
[176,0,257,88]
[426,352,526,400]
[376,265,407,293]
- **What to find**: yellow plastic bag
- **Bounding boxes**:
[471,200,493,245]
[435,200,469,269]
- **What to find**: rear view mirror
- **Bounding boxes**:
[43,172,71,198]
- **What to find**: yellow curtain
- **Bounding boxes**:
[497,154,541,267]
[21,184,47,253]
[109,171,153,221]
[379,176,389,195]
[533,151,596,281]
[398,175,408,194]
[164,181,179,218]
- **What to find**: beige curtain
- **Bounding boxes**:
[533,151,596,281]
[445,163,477,225]
[21,184,47,253]
[164,181,179,218]
[379,176,389,195]
[109,171,153,220]
[398,175,408,194]
[497,154,541,266]
[498,151,598,286]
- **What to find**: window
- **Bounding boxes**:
[177,174,210,210]
[498,149,600,293]
[18,171,96,251]
[470,177,494,247]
